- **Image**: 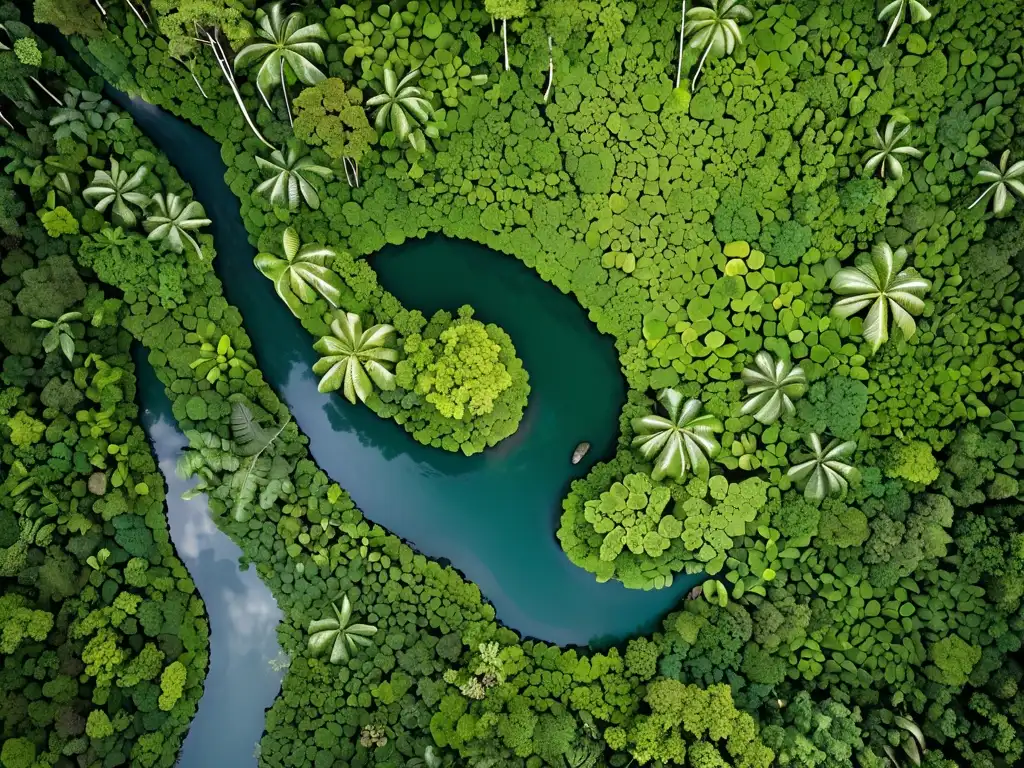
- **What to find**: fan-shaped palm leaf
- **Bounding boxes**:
[83,158,150,227]
[830,242,931,353]
[878,0,932,47]
[863,119,922,182]
[312,311,398,404]
[740,352,807,424]
[255,146,331,211]
[234,1,328,124]
[365,68,435,152]
[787,433,858,502]
[254,226,345,316]
[684,0,751,90]
[307,594,378,664]
[144,192,211,256]
[631,388,722,482]
[968,150,1024,217]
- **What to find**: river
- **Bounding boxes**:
[113,85,696,766]
[135,349,285,766]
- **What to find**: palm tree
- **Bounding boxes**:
[32,312,82,362]
[683,0,751,91]
[830,242,931,353]
[50,88,115,142]
[878,0,932,47]
[307,594,379,664]
[254,146,331,211]
[144,193,211,256]
[254,227,346,317]
[83,158,150,227]
[234,1,328,126]
[740,352,807,424]
[366,69,436,153]
[863,119,922,181]
[968,150,1024,216]
[787,433,858,502]
[631,388,722,482]
[312,312,399,404]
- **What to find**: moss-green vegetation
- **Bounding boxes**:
[4,0,1024,765]
[0,40,207,768]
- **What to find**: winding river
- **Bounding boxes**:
[136,352,285,766]
[113,86,698,765]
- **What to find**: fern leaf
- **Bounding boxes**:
[230,402,275,456]
[232,456,266,522]
[176,452,202,480]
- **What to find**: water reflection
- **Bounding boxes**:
[139,355,284,768]
[114,87,698,647]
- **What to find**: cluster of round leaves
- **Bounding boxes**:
[0,189,209,768]
[559,466,771,590]
[69,0,1024,765]
[582,473,676,563]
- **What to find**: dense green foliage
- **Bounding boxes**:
[5,0,1024,765]
[0,27,208,767]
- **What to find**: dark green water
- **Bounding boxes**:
[115,93,697,644]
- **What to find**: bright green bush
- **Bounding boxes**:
[10,0,1024,766]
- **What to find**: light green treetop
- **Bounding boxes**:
[414,311,512,421]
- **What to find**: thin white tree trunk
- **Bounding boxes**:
[205,30,275,150]
[968,185,993,210]
[691,38,713,91]
[93,0,107,15]
[279,56,293,127]
[173,56,209,98]
[675,0,686,89]
[30,76,61,106]
[124,0,149,29]
[503,18,509,71]
[543,36,554,102]
[343,157,359,188]
[190,69,209,98]
[0,109,12,130]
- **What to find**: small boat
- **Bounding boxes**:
[571,441,591,464]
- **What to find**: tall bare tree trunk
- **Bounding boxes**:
[675,1,686,89]
[173,56,209,98]
[343,157,359,188]
[92,0,107,15]
[543,36,553,102]
[691,38,713,91]
[502,18,509,71]
[204,29,275,150]
[30,76,61,106]
[124,0,149,29]
[0,109,13,130]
